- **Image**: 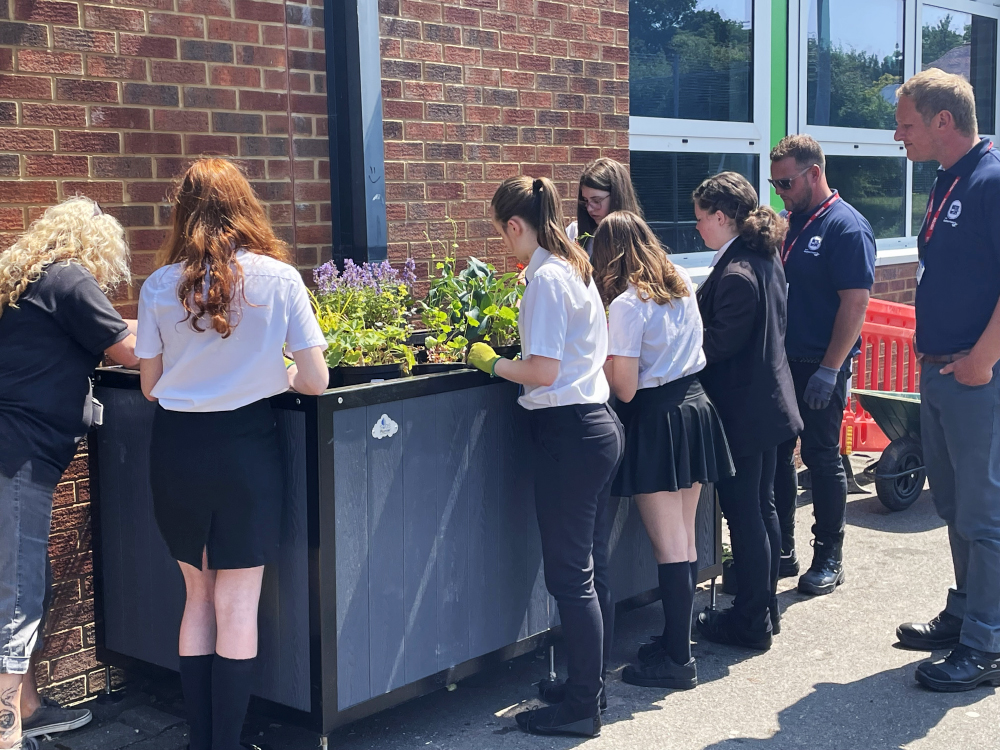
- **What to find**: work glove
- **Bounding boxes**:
[803,365,839,410]
[468,342,502,376]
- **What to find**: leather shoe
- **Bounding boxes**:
[915,644,1000,692]
[536,678,607,711]
[636,636,665,664]
[696,608,772,651]
[622,654,697,690]
[897,611,962,650]
[778,549,799,579]
[515,704,601,737]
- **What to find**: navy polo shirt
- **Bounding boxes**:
[915,138,1000,356]
[783,192,877,361]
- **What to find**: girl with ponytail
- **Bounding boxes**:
[690,172,802,651]
[467,176,624,738]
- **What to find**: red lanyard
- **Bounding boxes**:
[781,192,841,264]
[920,177,960,246]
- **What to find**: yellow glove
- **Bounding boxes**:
[468,342,502,376]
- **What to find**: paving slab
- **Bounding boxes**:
[117,706,184,736]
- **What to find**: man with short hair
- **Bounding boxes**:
[894,68,1000,691]
[769,135,876,597]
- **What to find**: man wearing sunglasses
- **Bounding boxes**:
[768,135,876,599]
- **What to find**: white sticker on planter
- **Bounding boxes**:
[372,413,398,439]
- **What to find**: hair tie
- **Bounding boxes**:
[532,178,543,193]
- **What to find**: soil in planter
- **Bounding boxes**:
[411,362,473,376]
[336,363,405,386]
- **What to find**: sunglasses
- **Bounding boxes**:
[579,194,610,210]
[767,164,818,191]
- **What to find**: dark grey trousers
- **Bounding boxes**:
[921,363,1000,653]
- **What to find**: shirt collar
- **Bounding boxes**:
[941,137,992,179]
[710,236,738,268]
[524,246,550,282]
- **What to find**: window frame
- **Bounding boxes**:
[629,0,772,269]
[788,0,1000,253]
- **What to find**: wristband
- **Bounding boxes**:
[490,357,500,378]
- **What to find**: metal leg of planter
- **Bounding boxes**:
[319,736,329,750]
[548,645,557,682]
[710,577,718,610]
[96,665,122,704]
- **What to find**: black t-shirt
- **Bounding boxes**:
[0,261,128,484]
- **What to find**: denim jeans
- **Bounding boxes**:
[921,363,1000,653]
[0,462,55,675]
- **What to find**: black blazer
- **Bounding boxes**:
[696,237,802,458]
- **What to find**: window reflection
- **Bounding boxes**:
[807,0,904,129]
[922,5,997,134]
[826,156,907,239]
[630,151,760,252]
[911,160,938,236]
[630,0,753,122]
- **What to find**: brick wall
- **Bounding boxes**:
[872,262,918,305]
[377,0,630,281]
[1,0,332,701]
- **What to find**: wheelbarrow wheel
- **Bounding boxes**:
[874,437,926,511]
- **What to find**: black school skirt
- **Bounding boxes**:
[149,398,283,570]
[611,375,734,496]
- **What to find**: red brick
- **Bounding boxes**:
[600,9,628,28]
[127,131,183,153]
[17,49,82,75]
[86,55,147,79]
[152,61,206,84]
[120,34,175,59]
[62,181,123,203]
[22,103,85,126]
[56,78,118,103]
[289,94,325,114]
[26,154,88,177]
[537,37,567,56]
[503,70,535,88]
[519,17,551,34]
[538,1,567,19]
[444,46,479,65]
[239,90,287,111]
[84,5,144,31]
[186,134,238,155]
[401,0,441,21]
[444,6,478,25]
[91,106,151,129]
[0,74,51,99]
[0,208,25,230]
[60,130,120,153]
[182,86,235,109]
[483,50,516,68]
[234,0,283,22]
[0,180,56,204]
[177,0,231,14]
[0,128,54,151]
[403,40,442,62]
[501,33,533,52]
[15,0,78,23]
[146,14,202,39]
[50,648,99,682]
[210,65,260,87]
[208,19,260,42]
[0,49,11,71]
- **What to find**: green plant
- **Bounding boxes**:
[419,255,523,360]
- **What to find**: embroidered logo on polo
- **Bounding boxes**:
[805,236,823,256]
[944,199,962,226]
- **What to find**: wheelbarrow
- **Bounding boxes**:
[852,389,925,511]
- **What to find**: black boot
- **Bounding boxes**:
[897,611,963,650]
[515,704,601,738]
[696,607,772,651]
[179,654,214,750]
[537,678,607,711]
[797,538,844,596]
[916,644,1000,692]
[778,547,799,578]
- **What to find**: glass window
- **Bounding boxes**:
[807,0,904,129]
[826,156,907,239]
[911,160,939,236]
[922,5,998,134]
[630,0,753,122]
[630,151,760,252]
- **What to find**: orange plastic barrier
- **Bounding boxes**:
[840,300,920,454]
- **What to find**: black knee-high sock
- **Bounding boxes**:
[212,655,255,750]
[658,562,694,665]
[689,560,699,588]
[179,655,214,750]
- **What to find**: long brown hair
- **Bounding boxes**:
[691,172,787,256]
[157,158,290,337]
[492,175,592,284]
[591,211,689,307]
[576,158,643,238]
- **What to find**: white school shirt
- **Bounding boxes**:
[517,247,610,410]
[710,236,738,268]
[135,251,327,412]
[607,267,706,391]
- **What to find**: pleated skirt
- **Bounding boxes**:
[611,374,735,496]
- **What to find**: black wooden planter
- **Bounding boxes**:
[89,367,721,735]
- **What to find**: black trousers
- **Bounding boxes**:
[715,447,779,633]
[774,361,849,552]
[528,403,624,716]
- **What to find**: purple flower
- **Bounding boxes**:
[314,258,415,294]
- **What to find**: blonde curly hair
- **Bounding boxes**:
[0,197,130,318]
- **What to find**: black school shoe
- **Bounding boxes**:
[915,644,1000,692]
[778,549,800,579]
[897,611,963,650]
[536,678,607,711]
[636,636,665,664]
[622,654,697,690]
[515,704,601,738]
[696,608,772,651]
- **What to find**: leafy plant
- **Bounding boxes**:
[418,255,523,361]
